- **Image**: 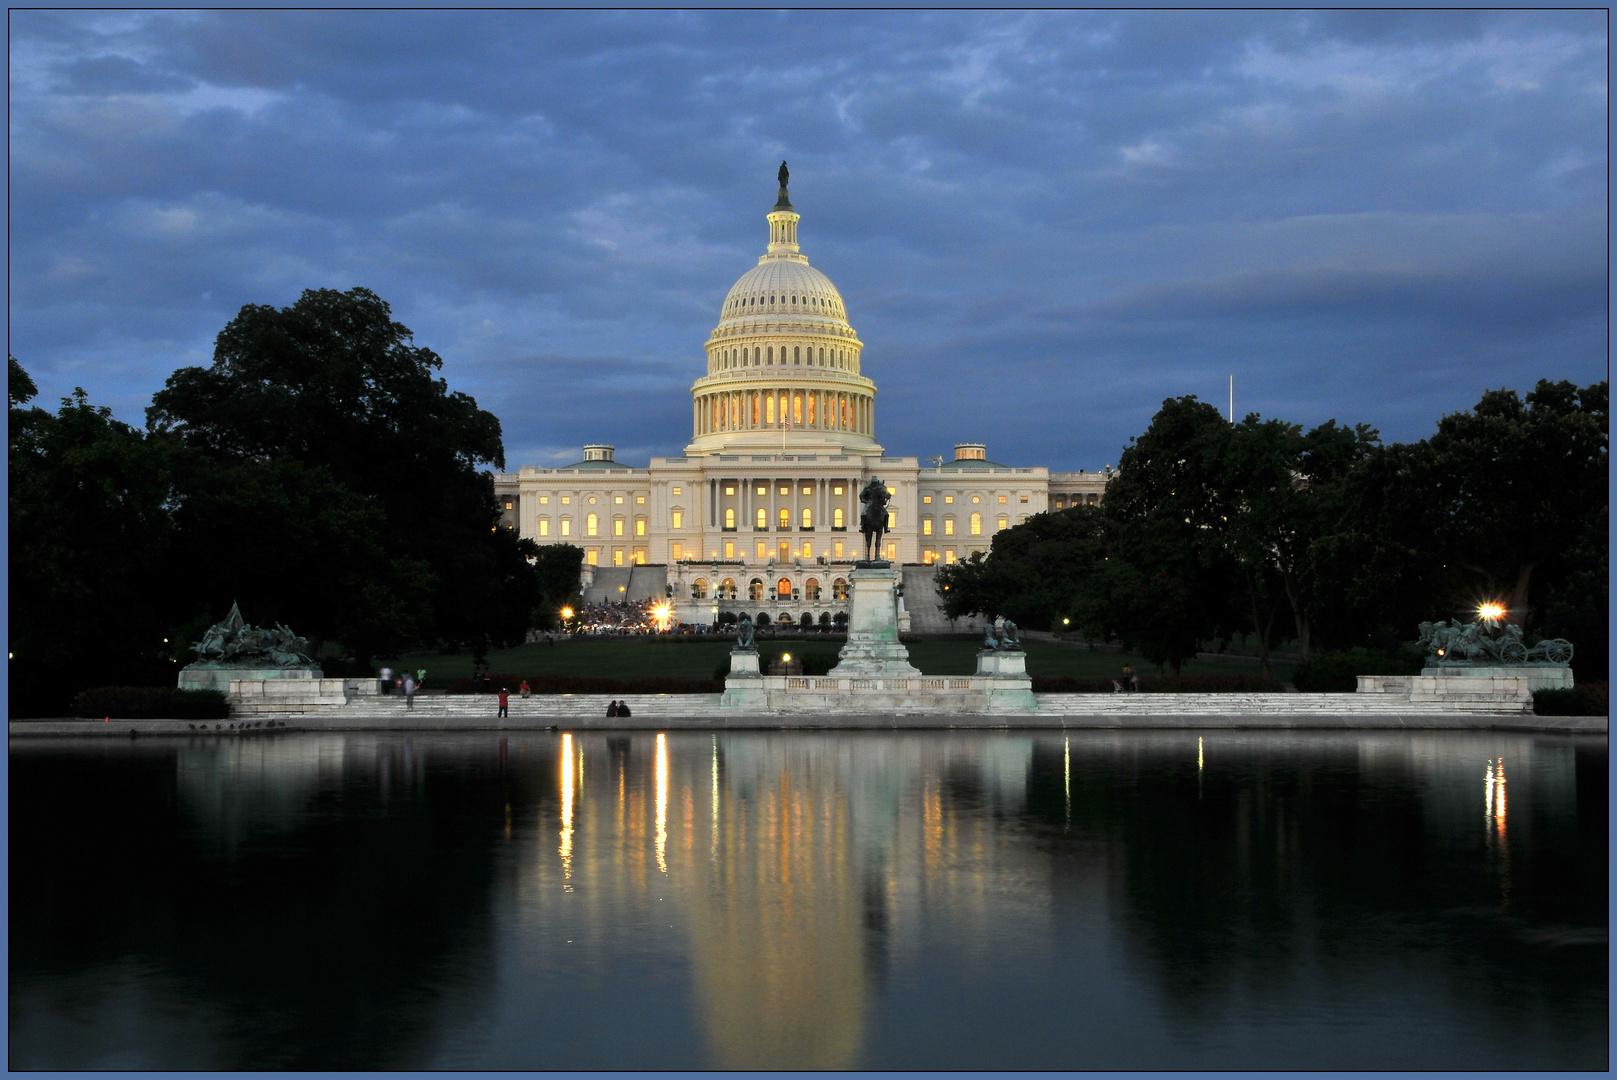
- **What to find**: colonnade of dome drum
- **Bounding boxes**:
[693,386,874,437]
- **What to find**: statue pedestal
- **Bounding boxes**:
[721,649,766,709]
[975,648,1035,711]
[1407,664,1572,711]
[975,649,1027,677]
[828,566,918,677]
[179,665,322,694]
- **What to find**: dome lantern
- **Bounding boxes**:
[767,161,800,254]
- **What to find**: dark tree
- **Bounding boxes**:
[9,362,176,714]
[147,288,540,661]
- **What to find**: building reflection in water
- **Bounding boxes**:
[516,732,1048,1070]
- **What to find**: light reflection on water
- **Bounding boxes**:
[8,730,1607,1071]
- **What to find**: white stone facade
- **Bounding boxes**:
[493,179,1110,628]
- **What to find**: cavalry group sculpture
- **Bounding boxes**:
[189,601,315,668]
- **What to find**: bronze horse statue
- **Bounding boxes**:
[858,477,890,563]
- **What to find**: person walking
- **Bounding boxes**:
[379,666,393,695]
[403,673,418,709]
[497,688,509,718]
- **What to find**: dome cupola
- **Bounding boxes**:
[687,165,880,457]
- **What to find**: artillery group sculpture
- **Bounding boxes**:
[1417,618,1573,666]
[189,601,314,668]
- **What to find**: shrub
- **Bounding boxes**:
[71,686,230,719]
[1533,682,1608,717]
[447,674,722,695]
[1292,650,1423,692]
[1033,674,1284,694]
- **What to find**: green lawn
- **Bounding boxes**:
[382,636,1292,686]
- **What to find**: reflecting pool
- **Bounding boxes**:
[9,731,1607,1069]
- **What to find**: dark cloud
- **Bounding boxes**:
[8,10,1607,472]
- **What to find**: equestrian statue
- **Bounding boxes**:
[857,477,891,564]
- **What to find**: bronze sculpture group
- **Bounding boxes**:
[1417,618,1573,666]
[189,601,314,668]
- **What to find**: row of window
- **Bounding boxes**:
[726,293,843,316]
[713,344,853,370]
[536,514,648,538]
[722,507,844,530]
[689,577,850,602]
[920,513,1016,537]
[701,389,868,432]
[921,493,1028,505]
[674,539,898,562]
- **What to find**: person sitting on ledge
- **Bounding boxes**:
[617,700,632,718]
[606,700,620,717]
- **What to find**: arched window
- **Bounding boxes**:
[692,579,708,600]
[804,578,822,601]
[586,513,598,537]
[793,394,802,424]
[778,508,790,529]
[756,507,767,529]
[767,396,775,424]
[832,578,849,601]
[793,346,800,364]
[777,578,792,598]
[755,612,771,627]
[970,513,982,535]
[801,507,812,529]
[833,507,844,529]
[725,508,736,530]
[767,347,774,365]
[748,579,764,601]
[720,578,737,600]
[819,612,831,627]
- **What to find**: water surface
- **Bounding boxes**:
[9,730,1606,1069]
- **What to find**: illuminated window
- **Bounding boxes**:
[945,549,956,564]
[887,510,896,529]
[767,396,776,423]
[586,549,598,565]
[777,578,792,598]
[802,485,812,495]
[997,516,1008,531]
[886,543,896,560]
[504,500,513,510]
[613,549,624,566]
[944,496,954,504]
[922,495,932,504]
[538,519,550,537]
[1020,495,1029,503]
[692,578,707,599]
[971,513,982,535]
[561,519,571,537]
[725,508,736,529]
[779,541,790,561]
[672,487,682,496]
[779,508,790,529]
[757,541,768,559]
[833,507,844,528]
[998,495,1007,503]
[672,543,683,560]
[586,514,598,536]
[945,519,955,536]
[834,542,844,558]
[801,541,812,558]
[749,579,764,601]
[757,485,767,495]
[833,578,849,600]
[804,578,821,601]
[589,496,597,504]
[614,519,624,536]
[724,542,735,559]
[972,495,981,504]
[561,496,571,505]
[614,495,624,504]
[886,486,896,496]
[778,485,789,496]
[637,495,646,504]
[922,518,933,536]
[725,485,735,496]
[801,508,812,529]
[634,550,645,565]
[757,508,767,529]
[833,485,844,495]
[635,519,646,537]
[540,496,549,504]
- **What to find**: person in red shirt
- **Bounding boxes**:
[497,688,510,718]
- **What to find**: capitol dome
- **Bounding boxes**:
[687,164,878,457]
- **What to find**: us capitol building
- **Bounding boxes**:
[494,167,1109,631]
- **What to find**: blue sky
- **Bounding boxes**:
[8,10,1607,471]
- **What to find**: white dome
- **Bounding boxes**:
[719,260,848,325]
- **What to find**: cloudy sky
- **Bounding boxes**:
[8,10,1607,471]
